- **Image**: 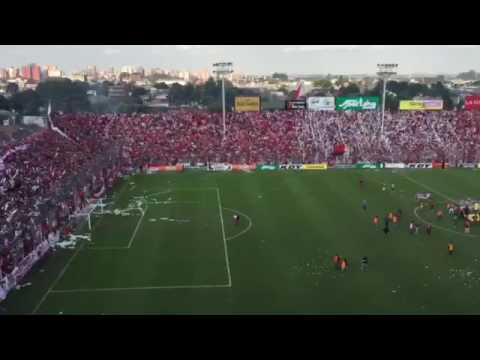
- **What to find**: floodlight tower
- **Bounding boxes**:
[213,62,233,140]
[376,63,398,137]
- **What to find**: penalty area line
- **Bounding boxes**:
[50,283,231,294]
[127,206,148,249]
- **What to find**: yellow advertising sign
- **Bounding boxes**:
[302,163,328,170]
[400,100,443,111]
[235,96,261,112]
[399,101,425,110]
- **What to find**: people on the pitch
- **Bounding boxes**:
[359,179,364,187]
[340,258,348,272]
[464,220,471,234]
[233,214,240,225]
[383,224,390,237]
[436,209,444,220]
[448,242,455,255]
[448,206,455,217]
[392,214,399,225]
[333,255,341,270]
[409,221,416,235]
[426,223,432,235]
[361,256,368,272]
[391,184,395,191]
[382,184,387,192]
[373,215,380,227]
[362,200,368,212]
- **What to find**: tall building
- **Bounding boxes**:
[0,68,7,80]
[86,65,98,81]
[7,67,19,79]
[21,63,42,82]
[46,65,64,78]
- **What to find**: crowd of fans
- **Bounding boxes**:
[1,109,480,281]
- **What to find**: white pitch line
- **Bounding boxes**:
[223,207,253,242]
[86,246,129,251]
[50,283,231,294]
[127,206,147,249]
[32,241,85,314]
[413,206,479,238]
[215,188,232,287]
[401,172,456,202]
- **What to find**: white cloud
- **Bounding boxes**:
[103,48,121,55]
[283,45,360,53]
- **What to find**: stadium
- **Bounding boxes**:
[2,55,480,315]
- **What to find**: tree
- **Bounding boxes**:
[313,79,333,90]
[0,95,11,111]
[10,90,43,115]
[168,83,186,106]
[154,82,169,90]
[6,83,19,96]
[36,78,90,112]
[338,83,360,97]
[131,86,148,98]
[272,73,288,81]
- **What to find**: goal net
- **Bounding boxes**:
[70,198,109,231]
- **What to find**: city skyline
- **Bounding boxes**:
[0,45,479,76]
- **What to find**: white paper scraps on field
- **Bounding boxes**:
[56,234,90,249]
[149,218,157,222]
[159,217,190,223]
[16,282,32,290]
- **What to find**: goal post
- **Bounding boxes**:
[70,198,106,231]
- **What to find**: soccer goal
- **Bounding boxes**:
[70,198,108,231]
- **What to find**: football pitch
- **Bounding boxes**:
[3,169,480,315]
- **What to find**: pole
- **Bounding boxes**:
[222,77,226,140]
[381,77,387,138]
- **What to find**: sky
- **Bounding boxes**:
[0,45,479,75]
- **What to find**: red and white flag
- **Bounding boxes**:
[293,81,305,100]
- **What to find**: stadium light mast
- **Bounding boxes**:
[213,62,233,140]
[376,63,398,137]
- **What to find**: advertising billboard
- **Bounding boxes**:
[148,165,184,173]
[307,97,335,111]
[208,163,232,172]
[235,96,261,112]
[256,164,278,171]
[335,97,379,111]
[231,164,256,171]
[399,100,444,111]
[465,95,480,110]
[302,163,328,170]
[286,100,307,110]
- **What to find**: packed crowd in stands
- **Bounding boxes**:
[1,109,480,280]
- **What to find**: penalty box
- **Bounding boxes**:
[52,187,231,292]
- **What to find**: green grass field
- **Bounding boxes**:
[3,169,480,315]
